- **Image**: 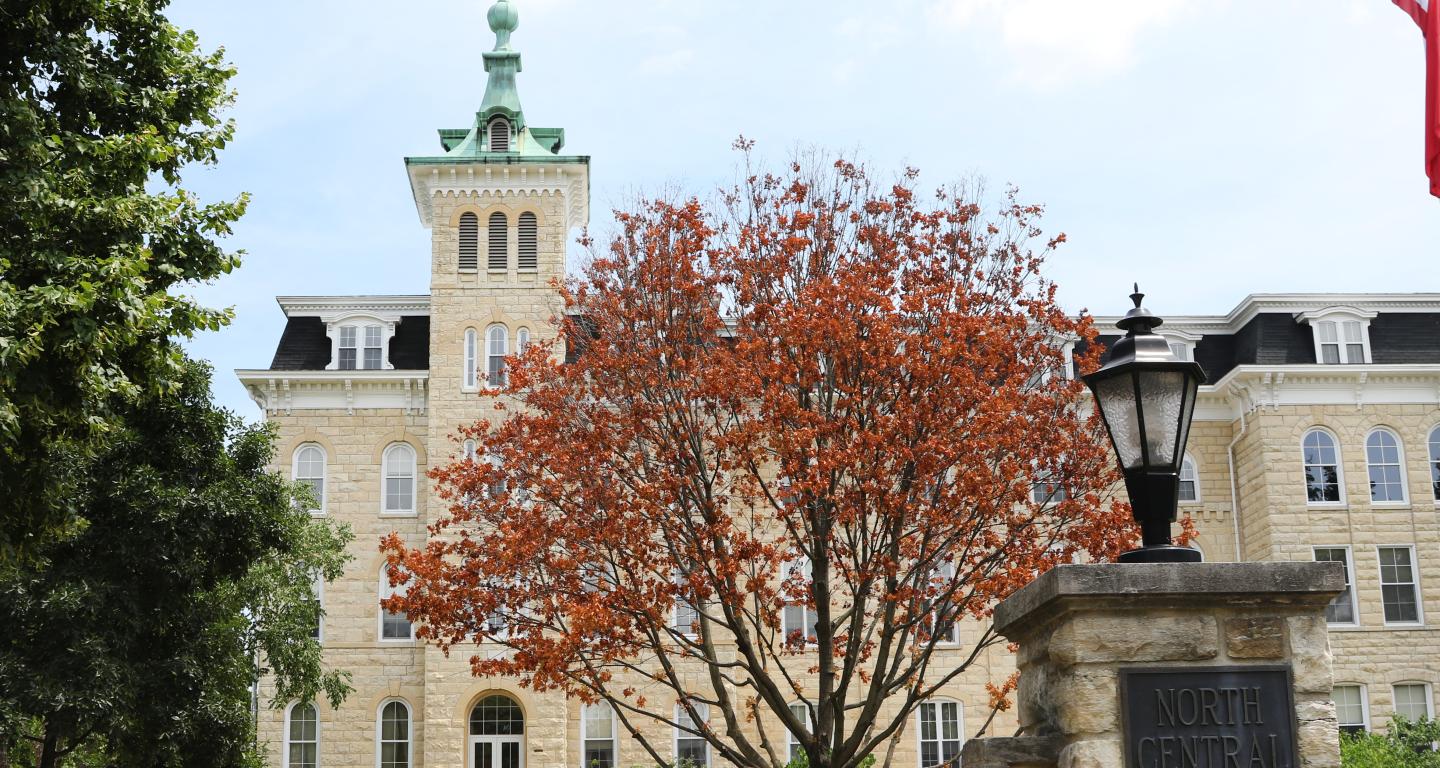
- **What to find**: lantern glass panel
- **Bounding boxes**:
[1137,370,1187,469]
[1173,375,1199,471]
[1094,373,1143,469]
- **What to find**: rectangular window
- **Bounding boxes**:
[1378,546,1422,625]
[782,604,818,645]
[917,701,962,767]
[1334,685,1367,734]
[1342,321,1365,364]
[1314,548,1357,625]
[788,703,809,764]
[363,326,383,369]
[1393,683,1433,722]
[1317,320,1366,364]
[676,704,709,767]
[1317,322,1340,365]
[339,326,357,370]
[582,703,616,768]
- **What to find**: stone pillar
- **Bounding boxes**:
[961,562,1344,768]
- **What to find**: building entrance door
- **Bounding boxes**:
[471,736,523,768]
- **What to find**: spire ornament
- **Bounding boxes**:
[488,0,519,51]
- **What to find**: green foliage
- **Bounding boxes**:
[0,360,353,767]
[1341,718,1440,768]
[0,0,247,558]
[784,752,876,768]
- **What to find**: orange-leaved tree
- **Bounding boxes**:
[383,150,1135,768]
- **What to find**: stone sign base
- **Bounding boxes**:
[961,562,1345,768]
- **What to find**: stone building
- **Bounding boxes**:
[236,2,1440,766]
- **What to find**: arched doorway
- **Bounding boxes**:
[469,693,525,768]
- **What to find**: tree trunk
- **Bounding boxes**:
[37,721,59,768]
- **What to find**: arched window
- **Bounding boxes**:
[916,699,963,767]
[675,702,710,767]
[673,567,700,637]
[382,443,417,515]
[463,439,478,462]
[1430,426,1440,502]
[285,702,318,768]
[1302,429,1343,504]
[379,564,413,641]
[787,702,811,764]
[1366,429,1407,504]
[581,702,617,768]
[309,572,324,642]
[518,212,538,270]
[470,694,524,735]
[516,327,530,353]
[780,555,817,646]
[377,700,411,768]
[1179,454,1200,503]
[458,212,479,270]
[488,212,508,270]
[293,444,326,515]
[486,324,509,387]
[488,117,511,152]
[464,328,479,390]
[1393,682,1434,722]
[925,562,959,645]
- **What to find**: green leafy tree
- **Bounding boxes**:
[1341,718,1440,768]
[0,0,246,558]
[0,360,353,768]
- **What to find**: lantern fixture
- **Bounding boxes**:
[1084,286,1207,564]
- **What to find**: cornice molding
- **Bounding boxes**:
[236,370,430,416]
[406,162,590,234]
[1091,293,1440,335]
[276,295,431,317]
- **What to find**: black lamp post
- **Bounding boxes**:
[1084,286,1207,564]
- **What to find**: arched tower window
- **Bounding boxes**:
[1302,429,1343,504]
[488,117,511,152]
[1179,454,1200,503]
[464,328,479,390]
[378,700,411,768]
[487,324,509,387]
[1365,429,1407,504]
[488,212,509,270]
[285,702,319,768]
[293,444,327,515]
[518,212,538,271]
[458,212,479,270]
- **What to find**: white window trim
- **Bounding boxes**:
[1314,545,1359,628]
[787,702,811,764]
[580,702,619,768]
[516,327,530,353]
[284,701,320,768]
[1162,329,1201,363]
[1333,683,1371,733]
[1377,544,1425,627]
[1365,428,1410,507]
[1296,307,1377,366]
[1301,428,1347,508]
[672,568,701,639]
[376,698,412,768]
[674,702,710,768]
[380,443,418,517]
[293,443,327,516]
[1427,423,1440,506]
[463,328,480,392]
[914,699,964,768]
[379,564,415,643]
[1391,681,1435,722]
[1179,453,1201,505]
[485,324,509,388]
[324,312,398,372]
[928,562,961,646]
[781,555,818,647]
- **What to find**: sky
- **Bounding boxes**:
[164,0,1440,418]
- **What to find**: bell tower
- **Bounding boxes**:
[405,0,590,464]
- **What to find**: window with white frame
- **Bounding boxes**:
[486,324,508,387]
[1366,429,1408,504]
[926,561,960,645]
[380,564,413,641]
[464,328,479,390]
[581,702,617,768]
[1301,309,1374,365]
[488,212,509,270]
[675,702,710,767]
[1314,547,1358,625]
[673,568,700,636]
[458,212,479,270]
[916,700,963,767]
[382,443,417,515]
[1302,430,1343,504]
[378,699,411,768]
[293,444,326,515]
[338,324,384,370]
[1378,546,1422,625]
[516,327,530,353]
[488,117,511,152]
[781,555,818,645]
[1428,426,1440,502]
[485,452,508,500]
[1333,685,1369,734]
[1030,467,1067,505]
[285,702,318,768]
[309,572,324,642]
[1393,683,1434,722]
[787,702,810,764]
[1179,454,1200,503]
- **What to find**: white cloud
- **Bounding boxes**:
[926,0,1209,87]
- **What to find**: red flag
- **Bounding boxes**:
[1393,0,1439,197]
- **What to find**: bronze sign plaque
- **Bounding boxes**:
[1121,666,1298,768]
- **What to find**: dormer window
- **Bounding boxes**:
[339,324,383,370]
[1297,307,1375,365]
[1161,330,1199,363]
[488,117,511,152]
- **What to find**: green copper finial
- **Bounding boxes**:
[488,0,519,50]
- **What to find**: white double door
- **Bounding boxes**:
[470,736,524,768]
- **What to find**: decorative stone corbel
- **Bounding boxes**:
[344,379,354,415]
